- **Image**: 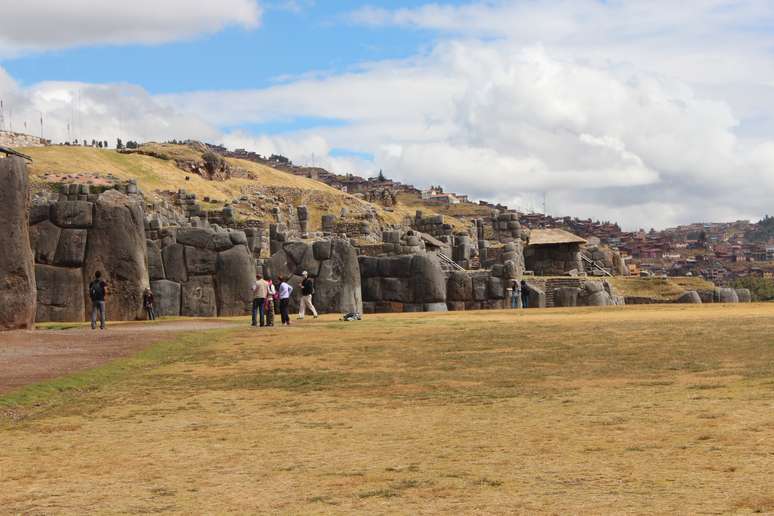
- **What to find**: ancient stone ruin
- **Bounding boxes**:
[0,156,37,330]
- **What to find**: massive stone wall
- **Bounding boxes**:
[149,227,255,317]
[524,243,583,276]
[360,254,448,313]
[0,156,37,330]
[263,239,363,315]
[30,188,148,322]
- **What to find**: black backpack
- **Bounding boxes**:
[89,280,105,301]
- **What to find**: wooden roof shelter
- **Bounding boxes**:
[528,229,587,247]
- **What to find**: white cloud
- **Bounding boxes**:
[0,70,220,144]
[4,0,774,229]
[0,0,262,56]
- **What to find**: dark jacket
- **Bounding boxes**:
[301,277,315,296]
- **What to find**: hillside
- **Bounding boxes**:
[20,144,449,231]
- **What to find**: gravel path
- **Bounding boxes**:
[0,320,240,395]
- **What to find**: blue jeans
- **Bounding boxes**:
[91,301,105,329]
[511,293,522,309]
[252,298,266,326]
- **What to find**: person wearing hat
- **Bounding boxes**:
[298,271,318,320]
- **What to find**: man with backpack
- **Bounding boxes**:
[298,271,318,320]
[89,271,108,330]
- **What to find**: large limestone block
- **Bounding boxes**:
[555,287,581,307]
[423,302,448,312]
[0,157,37,330]
[147,240,165,281]
[30,219,61,264]
[586,291,612,306]
[181,276,217,317]
[381,277,412,303]
[714,288,739,304]
[379,255,414,278]
[176,228,213,249]
[162,243,187,283]
[54,229,88,267]
[51,200,93,228]
[473,276,488,301]
[676,291,702,304]
[487,277,506,299]
[185,246,217,275]
[358,256,380,278]
[151,280,181,316]
[524,284,546,308]
[266,249,293,280]
[34,264,85,322]
[362,277,382,302]
[82,190,148,321]
[313,240,332,261]
[209,232,234,252]
[29,202,51,225]
[315,239,362,314]
[215,245,254,316]
[283,241,310,266]
[447,271,473,302]
[410,254,446,303]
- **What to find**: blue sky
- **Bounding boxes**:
[1,0,773,229]
[2,0,467,93]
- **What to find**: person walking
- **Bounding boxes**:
[264,279,276,327]
[88,271,108,330]
[143,287,156,320]
[298,271,318,320]
[278,276,293,326]
[520,280,530,309]
[251,274,269,327]
[510,279,522,309]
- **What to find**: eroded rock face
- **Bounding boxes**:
[82,190,148,321]
[314,240,363,314]
[0,157,37,330]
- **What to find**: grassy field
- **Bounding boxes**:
[2,305,774,513]
[609,276,716,300]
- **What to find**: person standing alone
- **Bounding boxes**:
[143,287,156,320]
[89,271,108,330]
[252,274,270,327]
[278,276,293,326]
[298,271,318,320]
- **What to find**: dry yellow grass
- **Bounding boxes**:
[2,304,774,514]
[609,276,716,300]
[20,145,443,230]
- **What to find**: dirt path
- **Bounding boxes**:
[0,320,240,395]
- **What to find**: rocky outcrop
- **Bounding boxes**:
[0,156,37,330]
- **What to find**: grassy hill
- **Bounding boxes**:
[20,144,438,230]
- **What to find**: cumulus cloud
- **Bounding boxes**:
[0,0,262,56]
[4,0,774,229]
[0,67,219,145]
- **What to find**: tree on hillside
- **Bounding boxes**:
[116,138,123,150]
[377,169,386,182]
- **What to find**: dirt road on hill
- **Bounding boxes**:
[0,320,239,395]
